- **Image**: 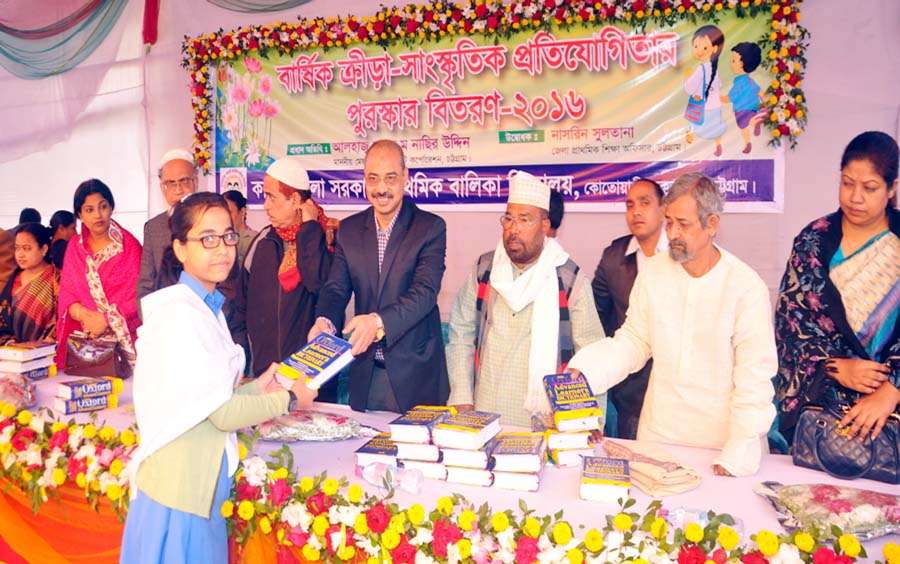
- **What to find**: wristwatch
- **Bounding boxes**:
[286,390,298,412]
[373,313,385,342]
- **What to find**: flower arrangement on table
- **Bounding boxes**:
[0,401,135,519]
[181,0,810,173]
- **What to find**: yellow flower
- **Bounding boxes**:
[794,531,814,553]
[718,525,739,551]
[354,513,369,535]
[99,425,116,441]
[685,522,704,543]
[301,544,321,561]
[16,409,32,425]
[756,530,779,557]
[553,521,573,545]
[584,528,603,553]
[259,516,273,535]
[90,479,101,492]
[221,500,234,518]
[52,468,66,486]
[348,483,363,504]
[299,476,314,493]
[407,503,425,526]
[82,424,97,439]
[0,443,9,455]
[457,538,472,559]
[237,442,248,460]
[270,467,288,481]
[382,529,401,550]
[109,459,123,476]
[76,472,87,488]
[491,512,509,533]
[651,518,667,540]
[107,484,123,501]
[390,513,406,533]
[313,514,329,537]
[22,469,32,482]
[277,528,286,545]
[51,421,66,433]
[884,542,900,564]
[119,429,136,447]
[237,500,255,521]
[613,513,633,532]
[338,546,356,560]
[322,477,339,496]
[437,496,454,516]
[0,402,15,418]
[838,534,861,558]
[459,509,478,531]
[567,548,584,564]
[523,516,541,538]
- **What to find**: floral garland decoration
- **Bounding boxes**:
[181,0,809,173]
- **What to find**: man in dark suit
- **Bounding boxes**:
[591,178,666,439]
[309,140,449,413]
[136,148,198,315]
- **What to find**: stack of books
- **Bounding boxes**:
[53,376,123,414]
[387,405,456,480]
[354,433,399,467]
[432,410,501,487]
[579,455,631,504]
[537,373,602,467]
[0,341,57,381]
[490,432,546,491]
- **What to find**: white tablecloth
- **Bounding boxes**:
[34,376,899,555]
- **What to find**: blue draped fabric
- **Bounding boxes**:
[0,0,127,80]
[205,0,310,13]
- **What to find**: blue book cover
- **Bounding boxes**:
[56,377,122,400]
[389,406,457,443]
[277,333,354,390]
[542,373,601,426]
[492,432,545,457]
[435,410,501,433]
[53,394,118,415]
[581,456,630,487]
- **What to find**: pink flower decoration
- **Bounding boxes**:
[264,100,280,118]
[231,85,249,105]
[259,74,272,95]
[245,57,262,74]
[827,499,853,514]
[269,478,292,506]
[248,99,265,118]
[811,217,829,231]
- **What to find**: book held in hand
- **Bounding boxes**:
[0,341,56,362]
[389,405,457,443]
[531,413,592,450]
[579,456,631,504]
[56,377,123,400]
[431,410,501,450]
[276,333,354,391]
[53,394,119,415]
[543,372,602,432]
[354,434,399,467]
[490,432,546,473]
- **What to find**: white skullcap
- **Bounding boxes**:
[266,157,310,191]
[160,147,195,167]
[507,170,550,211]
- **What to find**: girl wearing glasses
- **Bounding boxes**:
[121,192,316,562]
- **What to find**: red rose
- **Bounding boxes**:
[789,46,800,57]
[578,8,590,20]
[424,10,435,22]
[475,4,489,18]
[0,419,12,433]
[832,557,853,564]
[543,0,556,9]
[633,0,646,12]
[487,15,498,29]
[347,19,359,31]
[406,19,419,34]
[516,535,540,564]
[269,478,292,506]
[711,548,728,564]
[10,428,36,452]
[432,519,463,558]
[451,9,463,22]
[236,481,260,502]
[813,547,837,564]
[365,502,391,534]
[681,0,693,8]
[357,27,369,40]
[372,20,385,35]
[317,31,329,45]
[740,551,769,564]
[49,428,69,450]
[307,491,332,516]
[67,455,87,479]
[285,527,309,548]
[554,7,566,20]
[778,124,790,136]
[391,535,416,564]
[324,524,343,554]
[390,15,402,29]
[247,38,259,50]
[463,19,473,32]
[678,545,707,564]
[774,87,784,98]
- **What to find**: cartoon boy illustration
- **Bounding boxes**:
[684,25,727,157]
[722,42,765,154]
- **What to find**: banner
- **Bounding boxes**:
[200,3,806,212]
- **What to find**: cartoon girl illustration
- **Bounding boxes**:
[684,25,727,157]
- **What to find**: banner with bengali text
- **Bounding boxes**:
[214,12,783,212]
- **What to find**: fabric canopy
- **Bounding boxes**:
[206,0,311,13]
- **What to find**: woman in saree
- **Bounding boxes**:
[775,131,900,444]
[56,179,142,369]
[0,223,59,344]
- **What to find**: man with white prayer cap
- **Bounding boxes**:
[233,157,337,398]
[446,170,606,427]
[137,148,198,313]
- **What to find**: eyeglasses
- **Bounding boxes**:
[499,215,540,230]
[184,232,240,249]
[365,173,402,187]
[162,177,196,191]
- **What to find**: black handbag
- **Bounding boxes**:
[792,403,900,484]
[64,331,133,379]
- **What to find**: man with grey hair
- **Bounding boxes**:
[568,172,776,476]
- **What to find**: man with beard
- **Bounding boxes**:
[309,140,449,413]
[568,172,776,477]
[446,170,604,427]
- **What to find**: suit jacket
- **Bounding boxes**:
[591,234,652,423]
[136,211,171,311]
[316,196,449,412]
[0,228,14,291]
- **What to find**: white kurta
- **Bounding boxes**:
[567,246,776,476]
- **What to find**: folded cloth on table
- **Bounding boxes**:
[602,440,702,497]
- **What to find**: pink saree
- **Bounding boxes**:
[56,221,142,369]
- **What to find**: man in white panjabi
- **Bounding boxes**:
[447,170,605,427]
[568,172,776,476]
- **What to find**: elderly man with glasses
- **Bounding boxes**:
[136,148,198,315]
[446,171,605,427]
